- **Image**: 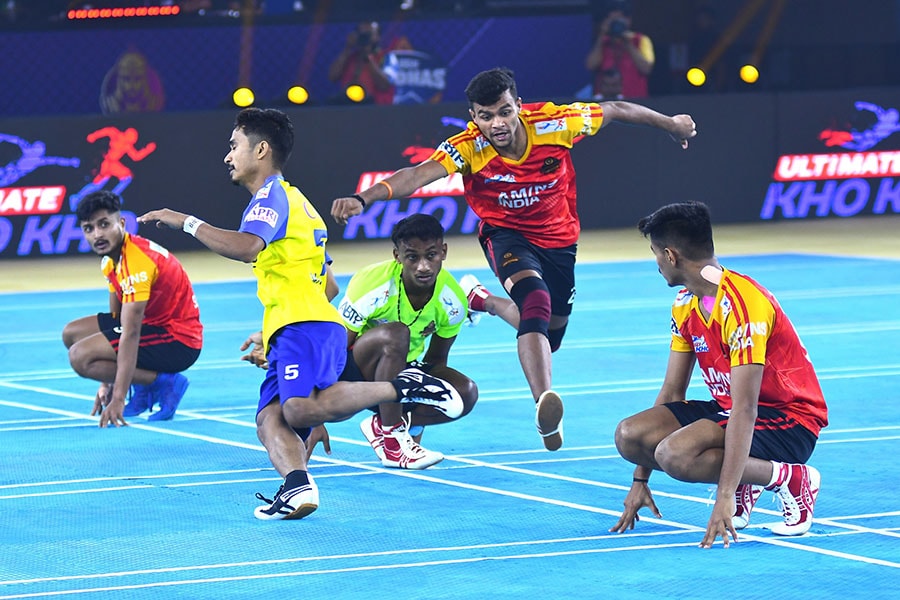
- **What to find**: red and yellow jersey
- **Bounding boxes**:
[670,268,828,436]
[101,233,202,349]
[428,101,604,248]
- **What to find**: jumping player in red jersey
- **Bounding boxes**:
[63,190,202,427]
[331,67,696,451]
[610,201,827,547]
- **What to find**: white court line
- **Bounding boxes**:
[3,389,900,578]
[0,531,694,585]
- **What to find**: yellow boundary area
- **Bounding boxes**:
[2,216,898,293]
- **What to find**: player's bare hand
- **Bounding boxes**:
[96,398,128,428]
[240,331,268,369]
[669,114,697,149]
[609,481,662,533]
[90,383,112,418]
[305,425,331,460]
[137,208,188,230]
[331,196,364,225]
[699,497,738,549]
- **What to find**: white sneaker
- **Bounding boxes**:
[535,390,564,451]
[732,484,763,529]
[769,464,820,536]
[359,413,386,461]
[381,418,444,470]
[253,475,319,520]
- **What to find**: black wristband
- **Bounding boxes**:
[352,194,367,208]
[633,477,649,483]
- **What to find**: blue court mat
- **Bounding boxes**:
[1,253,899,598]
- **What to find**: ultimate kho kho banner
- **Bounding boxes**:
[0,86,898,259]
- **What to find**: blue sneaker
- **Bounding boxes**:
[123,383,153,417]
[147,373,189,421]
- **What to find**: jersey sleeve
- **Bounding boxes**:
[434,275,468,338]
[428,125,480,176]
[336,262,391,333]
[238,179,290,245]
[668,290,694,353]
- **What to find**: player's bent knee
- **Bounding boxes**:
[548,323,568,352]
[509,276,551,338]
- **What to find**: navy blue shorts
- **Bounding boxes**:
[477,222,576,317]
[256,322,347,417]
[665,399,818,464]
[97,312,200,373]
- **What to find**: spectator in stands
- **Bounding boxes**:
[328,21,394,105]
[584,0,654,99]
[100,49,165,114]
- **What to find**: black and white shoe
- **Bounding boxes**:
[253,476,319,520]
[393,367,464,419]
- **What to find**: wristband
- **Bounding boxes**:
[352,194,367,208]
[633,477,649,483]
[376,179,393,200]
[183,215,205,237]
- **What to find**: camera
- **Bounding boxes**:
[608,17,628,37]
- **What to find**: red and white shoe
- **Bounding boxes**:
[459,274,491,326]
[381,419,443,470]
[768,464,820,536]
[359,413,386,462]
[732,484,763,530]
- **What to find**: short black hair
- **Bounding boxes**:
[637,201,715,260]
[76,190,121,223]
[391,213,445,247]
[464,67,517,108]
[234,107,294,169]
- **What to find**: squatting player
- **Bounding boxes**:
[610,201,828,547]
[331,67,697,451]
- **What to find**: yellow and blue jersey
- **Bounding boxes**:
[239,174,342,350]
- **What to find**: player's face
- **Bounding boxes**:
[650,241,680,287]
[224,128,258,187]
[394,237,447,293]
[469,90,522,151]
[81,210,126,258]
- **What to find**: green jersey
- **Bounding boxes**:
[337,260,468,362]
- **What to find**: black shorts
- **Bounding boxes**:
[97,312,201,374]
[665,399,818,464]
[477,222,577,317]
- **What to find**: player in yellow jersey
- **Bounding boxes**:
[610,202,828,547]
[331,67,696,452]
[139,108,464,520]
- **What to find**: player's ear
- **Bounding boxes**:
[392,247,400,263]
[256,139,269,160]
[440,242,447,260]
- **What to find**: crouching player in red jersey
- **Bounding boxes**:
[63,190,202,427]
[610,202,828,547]
[331,67,697,452]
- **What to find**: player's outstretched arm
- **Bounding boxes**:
[331,160,449,225]
[599,100,697,149]
[138,208,264,263]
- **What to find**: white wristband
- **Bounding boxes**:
[182,215,205,237]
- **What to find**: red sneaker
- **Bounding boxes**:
[381,419,443,470]
[358,413,386,461]
[460,273,491,320]
[732,484,763,530]
[769,464,820,536]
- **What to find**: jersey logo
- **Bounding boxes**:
[474,135,490,152]
[255,181,274,199]
[338,298,364,327]
[437,141,465,169]
[535,119,566,135]
[692,335,710,353]
[245,201,279,228]
[540,157,561,174]
[484,173,517,184]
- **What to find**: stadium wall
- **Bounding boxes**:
[0,86,898,259]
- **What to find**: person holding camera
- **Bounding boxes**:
[328,21,394,105]
[585,0,654,99]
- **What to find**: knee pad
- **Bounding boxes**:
[509,276,551,339]
[548,323,568,352]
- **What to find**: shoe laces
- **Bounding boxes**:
[255,484,283,505]
[772,484,801,524]
[388,416,426,457]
